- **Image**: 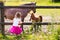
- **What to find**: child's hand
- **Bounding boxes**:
[20,22,22,24]
[19,21,22,25]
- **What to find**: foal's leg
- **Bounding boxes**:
[37,22,42,32]
[33,21,37,32]
[39,24,42,31]
[36,23,41,32]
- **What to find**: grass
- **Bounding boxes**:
[0,29,59,40]
[36,9,60,16]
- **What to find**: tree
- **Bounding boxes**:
[52,0,60,3]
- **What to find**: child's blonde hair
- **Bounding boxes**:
[15,12,21,18]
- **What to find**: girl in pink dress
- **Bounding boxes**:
[9,12,22,35]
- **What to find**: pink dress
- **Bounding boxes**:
[9,18,22,35]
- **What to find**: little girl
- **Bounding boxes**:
[9,12,22,35]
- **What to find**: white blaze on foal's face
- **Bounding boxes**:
[29,10,34,14]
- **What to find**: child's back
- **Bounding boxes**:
[13,18,21,26]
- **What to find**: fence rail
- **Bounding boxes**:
[0,22,60,25]
[0,6,60,9]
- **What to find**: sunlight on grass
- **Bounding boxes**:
[36,9,60,16]
[3,0,60,6]
[0,33,3,37]
[4,2,33,6]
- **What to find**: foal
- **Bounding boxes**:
[30,13,42,32]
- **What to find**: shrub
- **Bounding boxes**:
[52,0,60,3]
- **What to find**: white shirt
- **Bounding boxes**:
[13,18,21,26]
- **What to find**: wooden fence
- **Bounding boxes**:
[0,2,60,36]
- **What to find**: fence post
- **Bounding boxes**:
[0,2,5,36]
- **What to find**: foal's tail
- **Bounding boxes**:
[39,16,42,22]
